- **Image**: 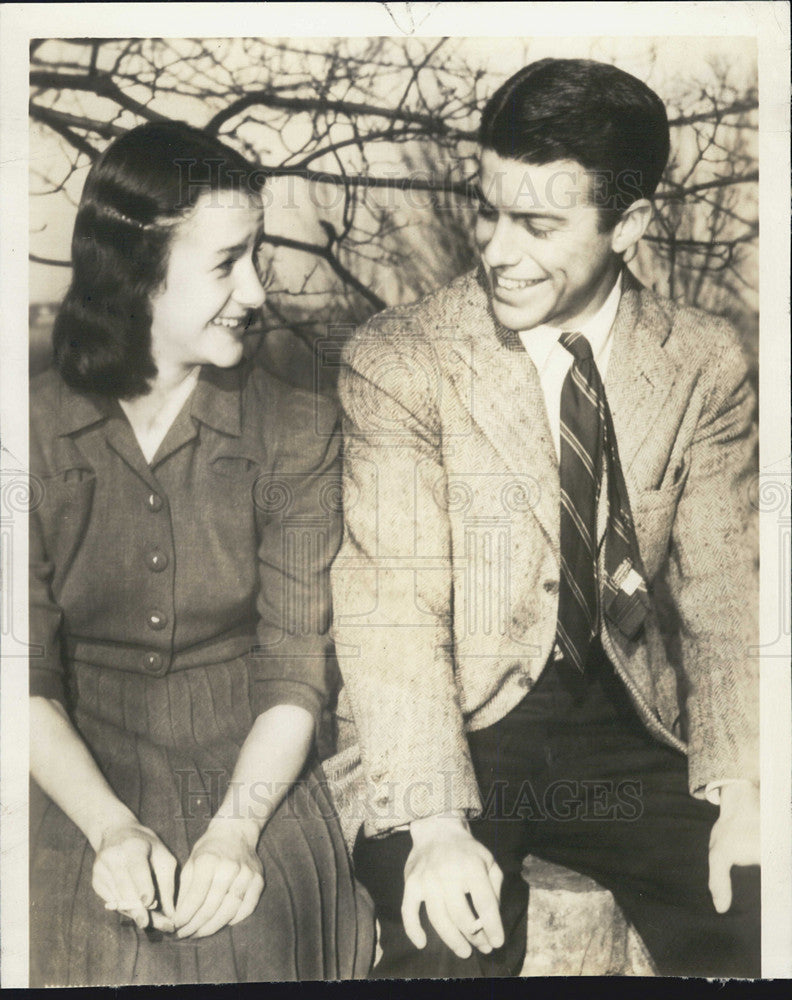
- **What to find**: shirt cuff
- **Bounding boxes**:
[703,779,747,806]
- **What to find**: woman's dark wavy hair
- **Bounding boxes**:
[479,58,670,229]
[54,121,264,398]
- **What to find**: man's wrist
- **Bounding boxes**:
[409,811,469,845]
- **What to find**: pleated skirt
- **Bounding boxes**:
[30,656,375,985]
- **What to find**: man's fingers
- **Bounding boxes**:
[424,893,472,959]
[468,872,504,950]
[401,879,427,950]
[445,891,493,953]
[708,846,733,914]
[487,858,504,903]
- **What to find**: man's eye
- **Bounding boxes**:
[216,258,236,275]
[523,220,551,239]
[477,203,498,222]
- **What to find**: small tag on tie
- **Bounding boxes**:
[605,560,649,639]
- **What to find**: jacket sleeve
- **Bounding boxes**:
[248,390,343,737]
[331,319,482,837]
[665,325,759,794]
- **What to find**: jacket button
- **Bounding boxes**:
[543,579,559,594]
[142,652,164,673]
[146,549,169,572]
[147,611,168,631]
[146,492,163,512]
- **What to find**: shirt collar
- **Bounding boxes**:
[518,271,623,366]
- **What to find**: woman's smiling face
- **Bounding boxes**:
[148,188,266,375]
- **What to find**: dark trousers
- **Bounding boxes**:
[353,644,760,978]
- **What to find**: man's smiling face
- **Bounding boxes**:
[475,149,622,332]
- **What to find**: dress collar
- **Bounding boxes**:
[57,362,245,438]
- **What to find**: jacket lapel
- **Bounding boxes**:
[444,275,560,556]
[595,273,681,548]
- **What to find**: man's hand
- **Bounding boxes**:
[402,815,504,959]
[708,780,760,913]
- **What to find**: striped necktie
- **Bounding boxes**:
[556,331,649,672]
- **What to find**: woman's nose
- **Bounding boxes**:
[235,257,266,310]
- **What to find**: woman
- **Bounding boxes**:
[29,121,374,985]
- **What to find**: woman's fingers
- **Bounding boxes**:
[149,909,177,933]
[149,841,178,920]
[99,854,151,929]
[91,860,117,906]
[188,873,250,939]
[176,856,236,937]
[228,871,265,927]
[93,826,177,931]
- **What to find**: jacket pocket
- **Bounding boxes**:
[35,467,97,569]
[632,466,687,579]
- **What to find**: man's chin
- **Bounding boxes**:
[489,297,545,333]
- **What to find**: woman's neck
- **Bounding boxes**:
[119,365,200,462]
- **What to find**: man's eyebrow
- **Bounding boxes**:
[472,186,566,222]
[509,208,567,223]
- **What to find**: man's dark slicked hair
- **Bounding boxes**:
[479,58,670,228]
[53,121,264,399]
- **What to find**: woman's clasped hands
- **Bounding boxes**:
[93,816,264,939]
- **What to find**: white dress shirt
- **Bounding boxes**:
[517,273,622,459]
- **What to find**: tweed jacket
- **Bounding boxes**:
[330,267,758,837]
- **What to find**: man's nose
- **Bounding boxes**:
[481,215,520,270]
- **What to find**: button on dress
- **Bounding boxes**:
[29,362,374,985]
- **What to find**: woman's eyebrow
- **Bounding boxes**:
[215,241,249,257]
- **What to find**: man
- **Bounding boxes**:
[330,58,759,978]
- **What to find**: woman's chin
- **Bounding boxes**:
[207,342,246,368]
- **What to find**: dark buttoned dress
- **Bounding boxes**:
[29,362,374,985]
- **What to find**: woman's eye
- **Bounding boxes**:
[477,203,498,222]
[216,258,236,275]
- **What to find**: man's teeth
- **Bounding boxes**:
[212,316,245,329]
[496,276,544,290]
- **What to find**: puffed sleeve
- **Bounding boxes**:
[248,382,343,735]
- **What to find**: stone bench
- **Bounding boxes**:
[321,747,656,977]
[520,855,656,976]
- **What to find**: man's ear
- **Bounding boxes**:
[610,199,653,256]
